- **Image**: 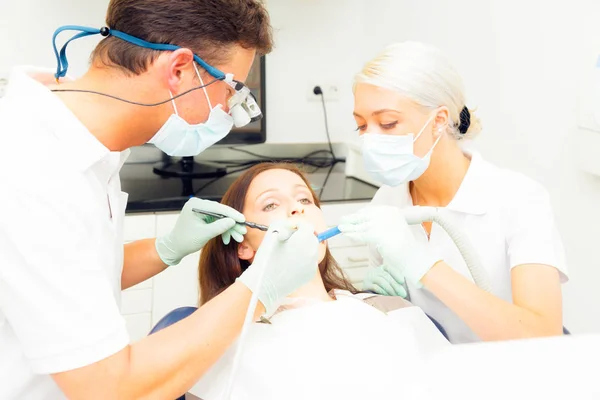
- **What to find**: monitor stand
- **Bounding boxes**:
[153,156,227,179]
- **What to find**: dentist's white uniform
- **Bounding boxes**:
[0,67,130,399]
[368,150,569,343]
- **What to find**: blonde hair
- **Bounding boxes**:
[354,41,481,139]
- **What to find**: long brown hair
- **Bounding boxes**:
[199,162,358,305]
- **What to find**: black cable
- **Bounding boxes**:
[225,147,340,169]
[226,146,274,160]
[318,162,336,199]
[224,85,340,169]
[301,149,333,158]
[193,164,257,196]
[314,86,336,160]
[192,154,340,197]
[204,158,263,167]
[50,77,221,107]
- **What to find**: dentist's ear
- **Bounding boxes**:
[165,48,195,93]
[237,240,255,261]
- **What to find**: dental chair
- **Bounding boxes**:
[149,306,198,335]
[148,306,198,400]
[148,305,571,399]
[148,306,569,346]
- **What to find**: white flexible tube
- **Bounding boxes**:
[222,228,289,399]
[403,206,492,293]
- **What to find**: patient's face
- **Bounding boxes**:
[238,169,328,263]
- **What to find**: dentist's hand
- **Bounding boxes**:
[338,206,442,288]
[237,218,319,316]
[155,198,247,266]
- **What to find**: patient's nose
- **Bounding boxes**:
[290,208,305,217]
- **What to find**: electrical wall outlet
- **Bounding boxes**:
[0,73,8,99]
[307,83,342,102]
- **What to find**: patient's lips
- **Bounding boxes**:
[286,214,325,239]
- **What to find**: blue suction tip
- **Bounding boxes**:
[317,226,341,243]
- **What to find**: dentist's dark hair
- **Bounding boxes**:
[92,0,273,75]
[198,163,358,305]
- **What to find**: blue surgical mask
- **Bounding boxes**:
[361,115,441,187]
[148,64,234,157]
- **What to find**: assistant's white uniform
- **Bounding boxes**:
[0,67,130,399]
[369,150,568,343]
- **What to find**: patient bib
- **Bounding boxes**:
[190,294,445,400]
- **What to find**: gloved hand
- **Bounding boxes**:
[156,198,247,266]
[338,205,442,288]
[237,218,319,316]
[363,265,407,298]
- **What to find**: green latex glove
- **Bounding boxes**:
[338,205,442,288]
[237,219,319,316]
[156,198,247,266]
[363,265,407,298]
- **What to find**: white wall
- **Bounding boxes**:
[0,0,110,77]
[1,0,364,145]
[264,0,365,143]
[360,0,600,333]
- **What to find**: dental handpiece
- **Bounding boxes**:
[191,208,269,231]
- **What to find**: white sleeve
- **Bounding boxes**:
[0,181,129,374]
[505,182,568,282]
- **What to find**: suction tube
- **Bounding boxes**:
[403,206,492,293]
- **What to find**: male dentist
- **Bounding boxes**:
[0,1,319,398]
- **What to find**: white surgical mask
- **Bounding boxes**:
[148,64,234,156]
[361,115,441,187]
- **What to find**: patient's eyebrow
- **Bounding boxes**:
[255,188,278,201]
[255,184,311,201]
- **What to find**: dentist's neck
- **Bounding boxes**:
[48,66,170,151]
[410,136,470,207]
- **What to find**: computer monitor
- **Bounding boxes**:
[152,55,267,179]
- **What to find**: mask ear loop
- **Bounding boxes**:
[168,90,179,115]
[193,63,213,110]
[413,113,442,158]
[413,113,437,142]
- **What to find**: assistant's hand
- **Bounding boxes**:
[363,265,407,298]
[338,205,442,287]
[237,218,319,316]
[155,198,247,266]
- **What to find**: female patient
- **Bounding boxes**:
[191,163,447,400]
[199,162,357,308]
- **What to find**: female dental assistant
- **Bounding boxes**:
[340,41,568,344]
[0,1,318,399]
